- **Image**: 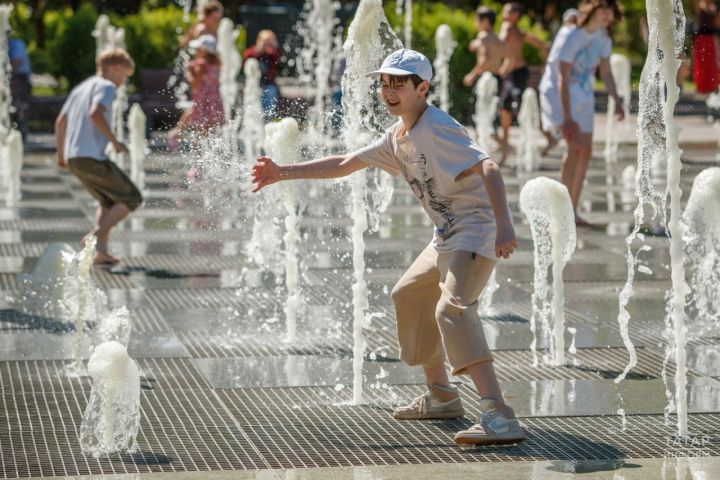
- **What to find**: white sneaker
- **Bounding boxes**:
[454,398,527,446]
[394,384,465,420]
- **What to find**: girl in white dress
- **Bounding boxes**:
[539,0,624,226]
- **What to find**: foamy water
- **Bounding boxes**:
[520,177,576,366]
[80,341,140,457]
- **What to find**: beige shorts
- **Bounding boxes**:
[68,157,143,211]
[391,245,497,375]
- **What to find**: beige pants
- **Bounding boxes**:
[391,245,497,375]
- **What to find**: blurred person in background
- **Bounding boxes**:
[9,35,32,141]
[244,29,281,120]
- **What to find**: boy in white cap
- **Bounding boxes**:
[251,49,525,446]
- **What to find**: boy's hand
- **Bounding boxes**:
[251,156,281,193]
[57,154,67,168]
[614,102,625,122]
[112,140,128,153]
[495,223,518,259]
[560,119,579,143]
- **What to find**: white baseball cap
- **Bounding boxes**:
[562,8,580,23]
[188,34,217,54]
[366,49,433,81]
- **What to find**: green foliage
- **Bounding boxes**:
[47,3,98,89]
[116,6,192,84]
[385,1,478,122]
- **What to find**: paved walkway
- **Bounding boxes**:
[1,114,719,479]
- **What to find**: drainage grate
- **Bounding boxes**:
[0,243,47,258]
[0,219,91,232]
[3,380,719,478]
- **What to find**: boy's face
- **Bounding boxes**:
[106,64,134,87]
[379,74,427,115]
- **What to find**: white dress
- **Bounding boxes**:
[539,26,612,133]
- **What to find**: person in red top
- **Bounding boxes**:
[693,0,720,93]
[243,29,281,119]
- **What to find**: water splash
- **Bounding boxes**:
[128,104,146,191]
[517,88,541,172]
[604,53,632,164]
[80,341,140,457]
[432,24,456,113]
[616,0,688,438]
[473,72,499,153]
[519,177,576,366]
[341,0,402,404]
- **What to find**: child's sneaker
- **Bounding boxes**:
[393,384,464,420]
[454,398,527,446]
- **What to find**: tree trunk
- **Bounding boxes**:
[30,0,47,48]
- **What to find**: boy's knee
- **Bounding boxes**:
[391,281,412,305]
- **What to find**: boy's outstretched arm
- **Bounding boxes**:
[54,113,67,168]
[251,154,367,192]
[467,158,518,259]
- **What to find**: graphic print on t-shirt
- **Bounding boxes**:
[402,153,457,241]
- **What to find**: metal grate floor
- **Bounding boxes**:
[3,382,719,478]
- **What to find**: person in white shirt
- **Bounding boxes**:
[251,49,526,446]
[539,0,624,226]
[55,49,142,265]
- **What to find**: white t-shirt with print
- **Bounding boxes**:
[354,105,498,260]
[60,76,116,161]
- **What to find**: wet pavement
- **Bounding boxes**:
[1,116,720,479]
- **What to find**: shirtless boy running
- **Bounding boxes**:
[463,7,505,90]
[498,3,548,165]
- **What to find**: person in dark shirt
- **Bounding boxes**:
[243,30,281,120]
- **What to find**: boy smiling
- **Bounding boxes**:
[251,49,525,446]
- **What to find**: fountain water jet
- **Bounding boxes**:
[265,118,306,342]
[615,0,689,437]
[432,24,456,113]
[72,236,98,375]
[520,177,576,366]
[294,0,340,149]
[341,0,402,404]
[128,104,146,191]
[16,242,76,319]
[604,53,631,164]
[683,168,720,341]
[93,15,128,169]
[473,72,499,153]
[517,88,541,172]
[0,4,23,207]
[217,18,242,124]
[80,341,140,457]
